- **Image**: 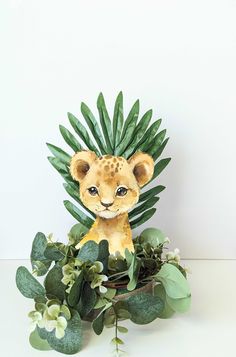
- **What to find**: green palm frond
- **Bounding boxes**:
[47,92,171,229]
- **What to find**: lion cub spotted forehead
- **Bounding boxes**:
[90,155,133,183]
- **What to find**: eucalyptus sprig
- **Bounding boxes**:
[16,224,191,355]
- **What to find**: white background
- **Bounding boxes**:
[0,0,236,259]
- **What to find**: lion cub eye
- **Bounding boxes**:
[116,187,128,197]
[88,187,98,196]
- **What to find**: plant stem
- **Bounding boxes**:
[108,270,128,280]
[115,314,119,354]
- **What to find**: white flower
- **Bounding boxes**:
[166,248,180,263]
[28,311,43,332]
[164,237,170,244]
[183,265,192,274]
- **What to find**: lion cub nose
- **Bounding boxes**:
[101,202,113,208]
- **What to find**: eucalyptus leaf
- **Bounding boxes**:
[97,240,109,274]
[92,312,104,335]
[46,310,82,355]
[44,244,65,261]
[166,294,191,313]
[68,271,84,307]
[77,282,97,318]
[68,223,89,246]
[77,240,99,263]
[155,263,191,299]
[127,292,164,324]
[30,232,51,276]
[44,265,66,301]
[154,284,175,319]
[16,266,46,299]
[29,329,52,351]
[127,255,141,291]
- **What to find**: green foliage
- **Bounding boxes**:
[47,92,170,227]
[30,232,51,276]
[16,266,45,299]
[127,292,164,324]
[16,224,191,355]
[29,329,52,351]
[41,310,82,355]
[77,240,99,263]
[154,263,191,299]
[44,265,66,301]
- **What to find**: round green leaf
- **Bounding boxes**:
[92,312,104,335]
[30,232,51,276]
[69,223,89,245]
[16,266,45,299]
[29,329,52,351]
[46,310,82,355]
[44,265,66,301]
[127,292,164,324]
[166,294,191,313]
[140,228,166,247]
[77,241,99,263]
[155,263,191,299]
[154,284,175,319]
[68,271,84,307]
[77,282,97,318]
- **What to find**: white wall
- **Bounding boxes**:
[0,0,235,259]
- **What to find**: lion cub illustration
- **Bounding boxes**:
[70,151,154,255]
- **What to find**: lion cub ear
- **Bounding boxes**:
[70,150,97,182]
[128,152,154,187]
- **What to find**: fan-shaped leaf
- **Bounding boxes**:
[135,119,162,152]
[47,157,78,189]
[129,197,159,220]
[46,143,71,166]
[123,109,152,158]
[152,137,169,161]
[146,129,167,157]
[115,99,139,155]
[97,93,113,154]
[68,112,100,156]
[112,92,124,150]
[64,200,94,229]
[81,102,107,154]
[130,208,156,229]
[139,185,165,202]
[59,125,82,152]
[152,158,171,181]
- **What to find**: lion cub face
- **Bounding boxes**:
[70,151,154,219]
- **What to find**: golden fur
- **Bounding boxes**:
[70,151,154,255]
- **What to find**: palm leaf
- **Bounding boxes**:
[97,93,113,154]
[64,200,94,228]
[146,129,167,157]
[48,157,78,189]
[68,112,100,156]
[63,183,96,218]
[122,109,152,159]
[129,197,159,220]
[112,92,124,150]
[47,143,71,166]
[130,208,156,229]
[152,138,169,161]
[81,102,107,155]
[115,99,139,155]
[136,119,162,152]
[151,158,171,182]
[59,125,82,152]
[139,185,165,202]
